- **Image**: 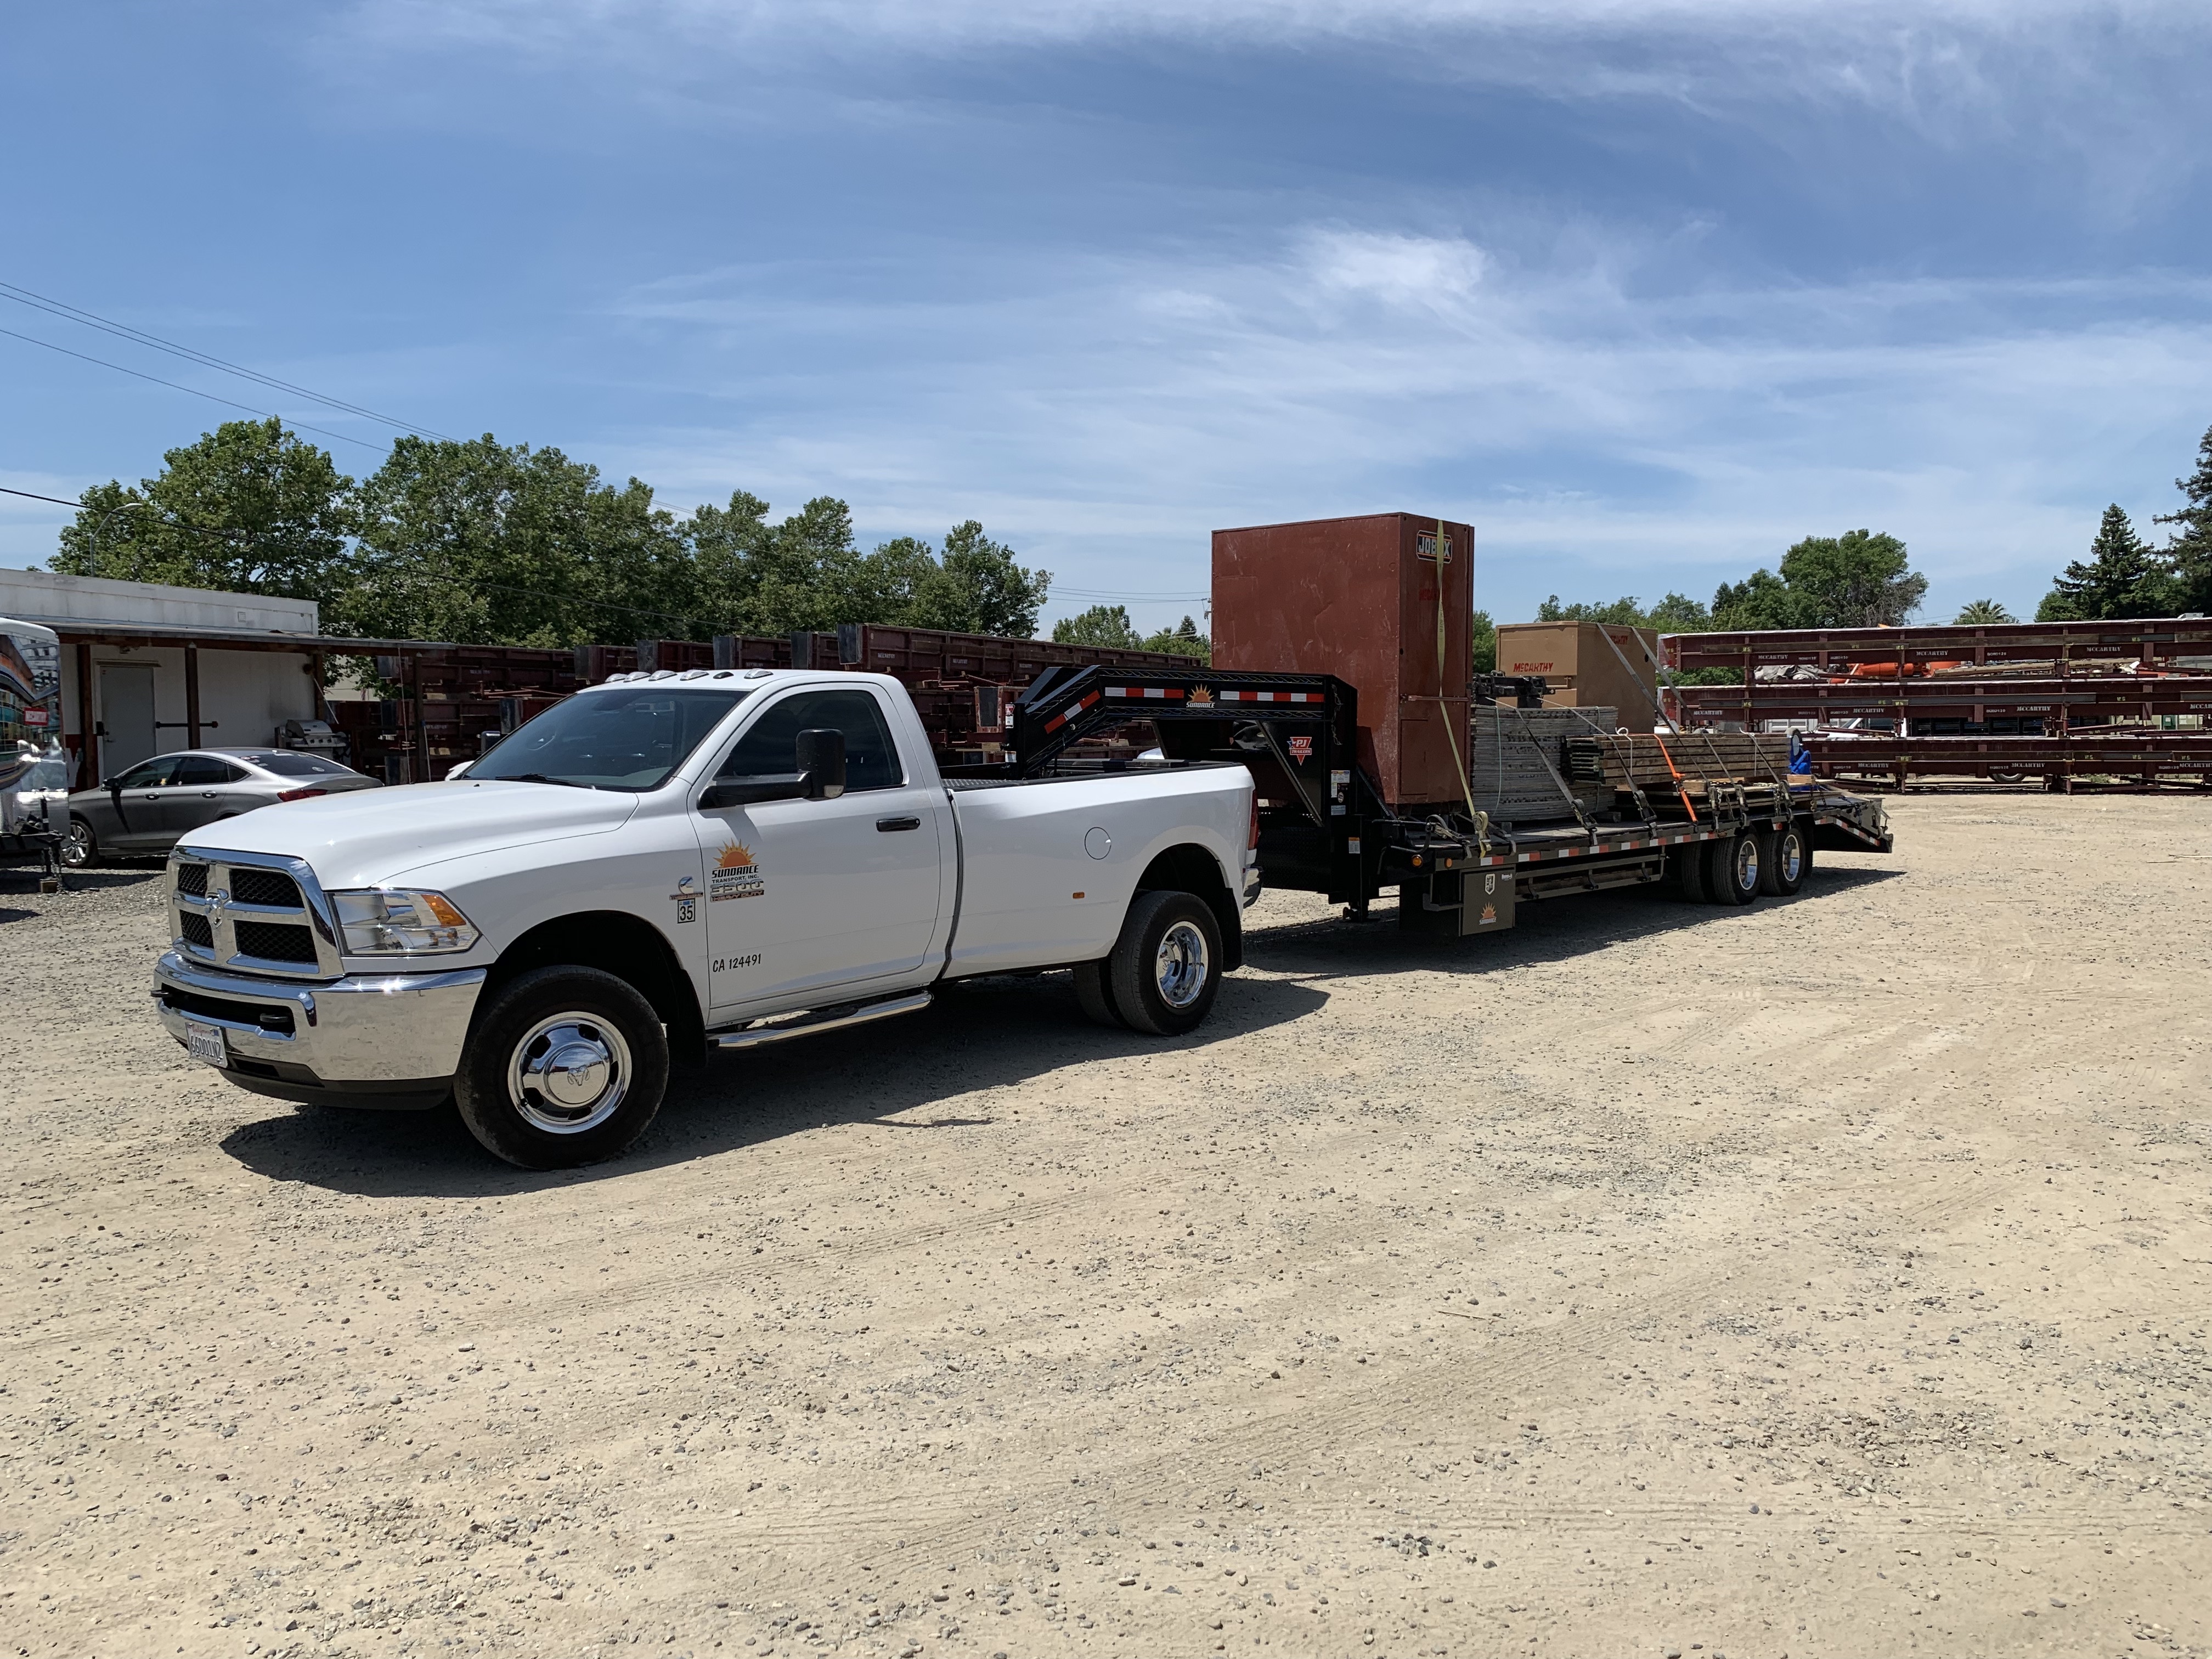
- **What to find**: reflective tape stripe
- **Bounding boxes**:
[1103,686,1187,700]
[1042,690,1103,733]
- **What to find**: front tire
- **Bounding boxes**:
[1105,890,1223,1037]
[454,966,670,1169]
[60,816,98,868]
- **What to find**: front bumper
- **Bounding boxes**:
[153,951,487,1109]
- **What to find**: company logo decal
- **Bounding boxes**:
[1188,685,1214,707]
[1287,735,1313,761]
[710,841,764,902]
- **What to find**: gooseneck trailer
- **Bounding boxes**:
[997,660,1893,933]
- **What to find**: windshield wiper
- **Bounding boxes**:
[499,772,594,789]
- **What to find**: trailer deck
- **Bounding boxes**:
[992,663,1892,933]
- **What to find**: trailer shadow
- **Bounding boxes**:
[215,968,1330,1199]
[0,865,161,898]
[1242,864,1906,981]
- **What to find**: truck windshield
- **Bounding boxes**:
[470,687,752,791]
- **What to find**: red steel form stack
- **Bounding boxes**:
[1661,617,2212,787]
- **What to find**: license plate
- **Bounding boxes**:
[185,1020,229,1068]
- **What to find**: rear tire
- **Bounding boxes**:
[1705,831,1760,905]
[1760,823,1809,896]
[1106,890,1223,1037]
[454,965,670,1169]
[1071,959,1127,1029]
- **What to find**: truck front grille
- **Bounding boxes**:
[234,919,320,964]
[171,851,339,979]
[229,868,301,909]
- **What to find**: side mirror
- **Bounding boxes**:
[795,728,846,800]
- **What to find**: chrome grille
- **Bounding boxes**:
[234,919,319,963]
[171,849,343,979]
[229,868,301,909]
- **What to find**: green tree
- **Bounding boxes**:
[2155,422,2212,614]
[1533,591,1711,631]
[2036,504,2167,623]
[691,507,1048,637]
[1711,567,1805,630]
[1052,605,1142,648]
[1776,529,1926,627]
[1954,598,2017,624]
[1537,594,1645,626]
[342,435,695,645]
[907,521,1051,636]
[50,418,357,603]
[1469,607,1496,674]
[1138,614,1210,662]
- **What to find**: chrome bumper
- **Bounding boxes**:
[153,951,487,1087]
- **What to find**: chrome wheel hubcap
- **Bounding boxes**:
[1734,840,1758,891]
[62,825,90,866]
[509,1013,631,1134]
[1155,919,1210,1009]
[1781,835,1802,883]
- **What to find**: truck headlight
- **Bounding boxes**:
[331,889,479,955]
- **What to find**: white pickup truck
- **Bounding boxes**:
[153,669,1258,1166]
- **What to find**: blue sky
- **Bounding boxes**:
[2,0,2208,633]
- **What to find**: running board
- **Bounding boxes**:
[708,991,933,1052]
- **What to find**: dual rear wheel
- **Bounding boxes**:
[1074,888,1224,1036]
[1673,822,1809,906]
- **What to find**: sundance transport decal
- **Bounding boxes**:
[711,841,764,902]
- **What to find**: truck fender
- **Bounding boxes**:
[1135,843,1243,973]
[483,910,707,1069]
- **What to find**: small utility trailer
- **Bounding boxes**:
[985,662,1894,934]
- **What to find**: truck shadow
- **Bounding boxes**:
[1242,865,1905,981]
[215,969,1330,1198]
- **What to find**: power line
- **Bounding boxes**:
[0,280,452,442]
[0,326,393,456]
[0,484,86,510]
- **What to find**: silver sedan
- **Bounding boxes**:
[61,748,380,866]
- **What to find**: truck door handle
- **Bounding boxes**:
[876,815,921,832]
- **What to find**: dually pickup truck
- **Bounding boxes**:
[153,669,1258,1166]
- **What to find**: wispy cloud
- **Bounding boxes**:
[597,227,2212,623]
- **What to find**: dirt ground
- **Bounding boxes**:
[2,791,2208,1659]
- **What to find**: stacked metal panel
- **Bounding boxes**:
[1466,706,1617,824]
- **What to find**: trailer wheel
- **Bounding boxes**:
[454,965,670,1169]
[1759,825,1808,896]
[1107,889,1223,1037]
[1071,960,1127,1029]
[1706,831,1760,905]
[1672,843,1707,902]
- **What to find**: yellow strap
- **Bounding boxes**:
[1435,517,1489,857]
